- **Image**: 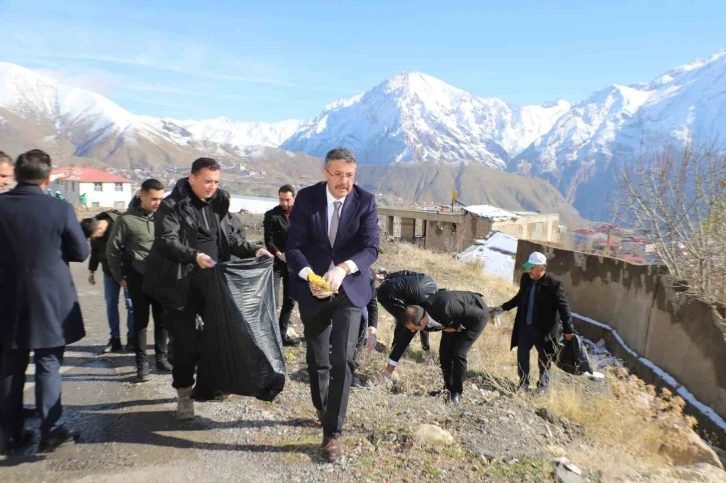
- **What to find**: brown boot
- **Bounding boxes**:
[321,435,341,462]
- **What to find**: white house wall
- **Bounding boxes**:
[50,180,135,208]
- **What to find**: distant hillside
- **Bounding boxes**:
[356,161,582,227]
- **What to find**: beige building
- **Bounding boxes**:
[378,204,561,252]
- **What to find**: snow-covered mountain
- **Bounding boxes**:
[281,72,571,168]
[0,62,305,167]
[513,49,726,219]
[3,50,726,221]
[166,117,308,148]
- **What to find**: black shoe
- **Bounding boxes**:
[1,428,33,454]
[282,336,300,347]
[137,362,151,382]
[22,406,38,417]
[156,355,173,373]
[449,393,461,407]
[38,426,79,453]
[100,338,122,354]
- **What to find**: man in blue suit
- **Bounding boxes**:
[0,150,89,454]
[286,147,379,462]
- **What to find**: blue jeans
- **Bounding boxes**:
[104,274,134,339]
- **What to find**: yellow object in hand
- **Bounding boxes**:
[307,271,333,292]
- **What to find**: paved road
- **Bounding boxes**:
[0,262,325,483]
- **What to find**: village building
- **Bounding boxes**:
[49,167,135,208]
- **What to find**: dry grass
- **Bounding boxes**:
[374,241,700,473]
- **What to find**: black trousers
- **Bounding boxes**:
[439,317,488,395]
[1,346,65,439]
[389,323,431,363]
[127,267,167,366]
[517,326,557,389]
[300,289,361,437]
[273,261,295,337]
[164,271,209,390]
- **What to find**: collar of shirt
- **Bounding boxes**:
[326,187,347,226]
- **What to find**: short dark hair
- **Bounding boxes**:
[0,151,12,166]
[324,147,356,167]
[278,184,296,197]
[191,157,221,174]
[15,149,52,185]
[403,305,426,327]
[140,178,165,192]
[80,217,99,239]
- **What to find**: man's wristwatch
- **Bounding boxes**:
[337,263,351,275]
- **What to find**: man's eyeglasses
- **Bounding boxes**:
[325,168,355,180]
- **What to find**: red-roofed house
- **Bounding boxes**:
[50,167,135,208]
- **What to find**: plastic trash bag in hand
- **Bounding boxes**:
[556,334,593,376]
[196,257,286,402]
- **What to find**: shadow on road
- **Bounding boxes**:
[56,400,321,456]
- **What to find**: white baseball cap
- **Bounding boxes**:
[523,251,547,269]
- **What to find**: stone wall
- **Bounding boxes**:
[515,240,726,442]
[377,207,560,253]
[492,214,560,246]
[423,216,493,252]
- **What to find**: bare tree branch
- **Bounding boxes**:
[612,141,726,304]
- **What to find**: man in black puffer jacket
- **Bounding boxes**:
[143,157,273,420]
[370,270,440,384]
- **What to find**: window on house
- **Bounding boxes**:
[94,183,103,192]
[115,183,123,192]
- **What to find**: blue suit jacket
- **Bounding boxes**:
[286,182,379,309]
[0,184,89,350]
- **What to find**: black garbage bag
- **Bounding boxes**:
[556,334,593,375]
[196,257,286,401]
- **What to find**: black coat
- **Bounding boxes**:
[502,272,574,350]
[88,209,122,277]
[263,205,290,255]
[376,270,438,322]
[143,178,259,311]
[420,290,489,331]
[0,184,89,349]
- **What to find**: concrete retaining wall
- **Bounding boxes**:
[515,240,726,443]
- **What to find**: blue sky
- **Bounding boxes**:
[1,0,724,122]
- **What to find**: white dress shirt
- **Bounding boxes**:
[298,186,359,280]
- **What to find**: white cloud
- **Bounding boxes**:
[35,68,122,97]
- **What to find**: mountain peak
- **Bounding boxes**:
[379,71,466,99]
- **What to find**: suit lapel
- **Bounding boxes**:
[276,206,290,228]
[333,188,360,249]
[314,183,329,241]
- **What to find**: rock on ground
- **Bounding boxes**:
[600,463,726,482]
[658,424,725,470]
[412,424,455,446]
